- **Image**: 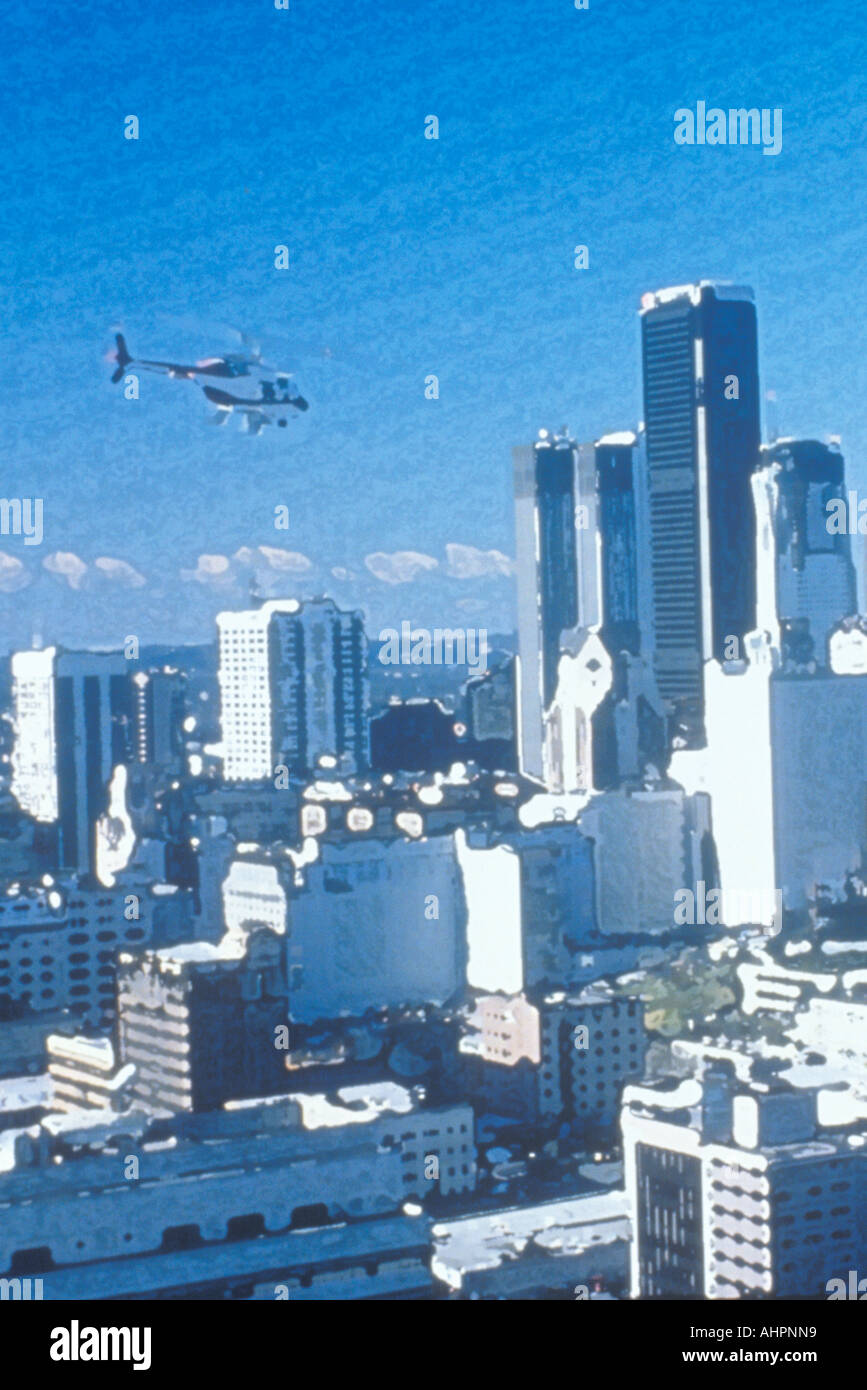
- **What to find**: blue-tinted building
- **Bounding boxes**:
[759,438,857,667]
[639,282,761,744]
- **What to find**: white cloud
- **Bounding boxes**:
[43,551,88,590]
[445,543,514,580]
[181,554,235,586]
[255,546,312,573]
[94,557,146,588]
[364,550,439,585]
[0,553,30,593]
[331,566,353,581]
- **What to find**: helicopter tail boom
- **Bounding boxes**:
[111,333,132,384]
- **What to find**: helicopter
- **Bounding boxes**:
[109,332,310,434]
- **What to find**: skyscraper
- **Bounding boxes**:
[755,438,857,667]
[639,282,761,743]
[131,669,186,770]
[513,430,598,780]
[595,431,643,660]
[11,647,135,877]
[217,597,368,781]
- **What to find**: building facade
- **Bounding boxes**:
[639,282,761,745]
[218,598,368,781]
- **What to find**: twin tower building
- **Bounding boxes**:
[514,280,858,796]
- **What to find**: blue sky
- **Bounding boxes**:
[1,0,864,649]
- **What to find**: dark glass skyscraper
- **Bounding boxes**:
[536,443,579,706]
[639,282,761,742]
[596,434,641,659]
[513,431,592,780]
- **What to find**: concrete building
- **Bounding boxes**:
[738,950,838,1018]
[465,657,516,747]
[0,1088,474,1295]
[457,821,597,996]
[11,648,138,877]
[117,929,291,1115]
[461,993,541,1067]
[431,1190,630,1299]
[791,997,867,1074]
[770,670,867,910]
[538,991,648,1129]
[577,786,714,936]
[622,1061,867,1298]
[542,629,613,795]
[0,873,195,1030]
[461,989,647,1132]
[33,1214,436,1301]
[223,835,468,1025]
[217,598,368,781]
[46,1035,135,1114]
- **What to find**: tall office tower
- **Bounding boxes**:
[513,430,599,781]
[131,669,186,770]
[622,1061,867,1299]
[217,597,368,781]
[11,647,135,877]
[639,282,761,744]
[595,431,644,659]
[755,438,857,667]
[591,428,669,786]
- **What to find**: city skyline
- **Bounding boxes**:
[2,0,865,649]
[0,275,861,657]
[2,0,867,1331]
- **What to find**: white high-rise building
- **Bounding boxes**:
[217,598,368,782]
[11,647,57,823]
[11,646,134,875]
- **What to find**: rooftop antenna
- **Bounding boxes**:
[765,389,780,445]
